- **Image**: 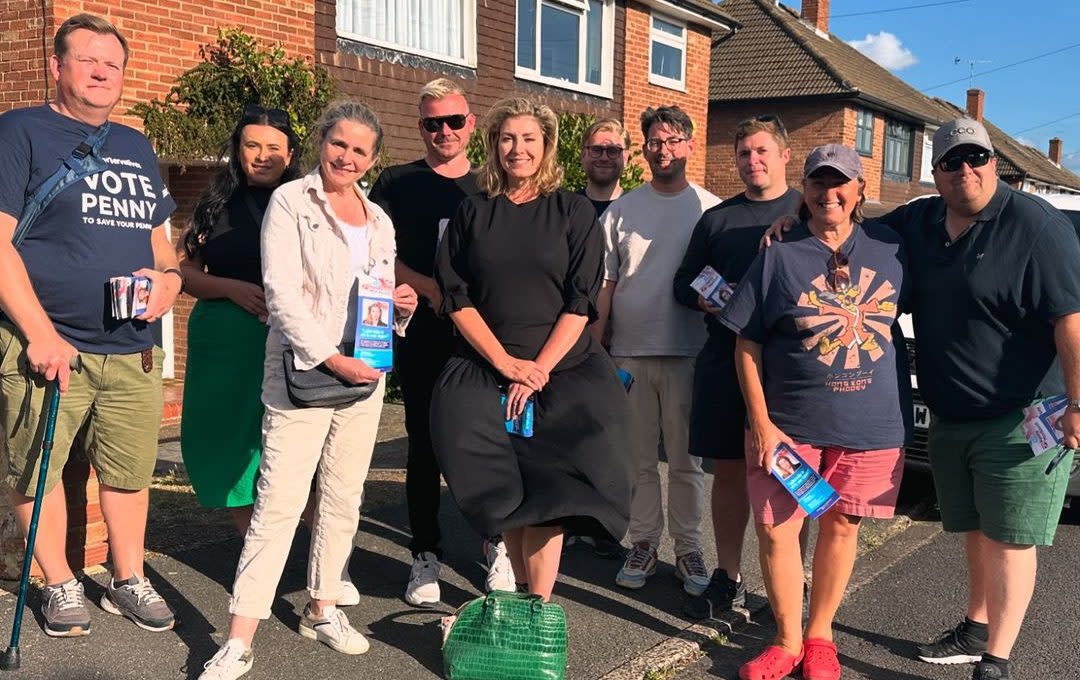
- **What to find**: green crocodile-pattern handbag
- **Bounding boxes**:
[442,591,567,680]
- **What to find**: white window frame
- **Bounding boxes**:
[336,0,478,68]
[648,11,687,92]
[919,125,936,183]
[515,0,615,98]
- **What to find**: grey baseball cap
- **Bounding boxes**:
[932,117,993,165]
[803,143,863,180]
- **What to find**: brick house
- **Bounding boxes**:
[704,0,950,213]
[0,0,733,575]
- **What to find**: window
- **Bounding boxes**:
[884,120,914,181]
[337,0,476,67]
[855,109,873,155]
[649,13,686,90]
[516,0,614,97]
[919,125,936,183]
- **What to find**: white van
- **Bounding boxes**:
[899,193,1080,499]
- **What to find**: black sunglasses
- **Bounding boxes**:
[421,114,469,133]
[243,104,289,123]
[828,250,851,292]
[743,113,787,137]
[937,150,993,173]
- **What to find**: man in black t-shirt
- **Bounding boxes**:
[368,79,515,606]
[878,119,1080,680]
[673,115,803,620]
[577,118,631,218]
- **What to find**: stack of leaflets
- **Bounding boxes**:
[353,280,394,372]
[109,275,151,320]
[771,443,841,519]
[689,266,735,309]
[1021,395,1068,455]
[501,393,535,438]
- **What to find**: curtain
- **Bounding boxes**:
[339,0,464,60]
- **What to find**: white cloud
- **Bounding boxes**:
[848,31,918,71]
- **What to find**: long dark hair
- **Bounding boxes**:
[185,105,301,257]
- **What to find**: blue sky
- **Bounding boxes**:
[818,0,1080,174]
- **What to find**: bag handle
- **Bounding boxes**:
[12,122,111,248]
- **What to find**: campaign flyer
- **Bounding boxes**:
[353,285,394,372]
[1022,395,1069,456]
[689,266,735,310]
[500,393,535,438]
[771,443,841,519]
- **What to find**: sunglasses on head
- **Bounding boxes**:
[937,149,993,173]
[585,144,625,159]
[243,104,289,123]
[828,250,851,293]
[421,114,469,133]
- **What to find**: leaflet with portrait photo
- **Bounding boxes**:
[689,265,736,310]
[771,443,841,519]
[353,281,394,372]
[1022,395,1068,456]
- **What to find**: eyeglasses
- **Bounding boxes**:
[828,250,851,292]
[585,144,625,159]
[644,136,688,152]
[421,114,469,133]
[937,150,993,173]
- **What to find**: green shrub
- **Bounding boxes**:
[131,29,334,162]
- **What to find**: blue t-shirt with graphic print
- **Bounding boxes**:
[719,221,908,451]
[0,105,176,354]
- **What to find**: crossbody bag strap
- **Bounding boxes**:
[11,122,112,248]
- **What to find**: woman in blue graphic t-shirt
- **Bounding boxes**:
[720,144,909,680]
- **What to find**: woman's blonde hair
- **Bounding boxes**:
[477,98,563,197]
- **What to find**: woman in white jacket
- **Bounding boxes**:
[199,100,417,680]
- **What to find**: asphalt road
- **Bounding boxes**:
[678,502,1080,679]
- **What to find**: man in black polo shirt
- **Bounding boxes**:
[878,118,1080,680]
[368,78,515,606]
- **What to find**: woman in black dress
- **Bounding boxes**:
[431,98,633,601]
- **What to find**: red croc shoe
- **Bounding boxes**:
[739,644,805,680]
[801,638,841,680]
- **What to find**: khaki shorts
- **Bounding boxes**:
[0,323,164,496]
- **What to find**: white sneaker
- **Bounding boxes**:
[484,539,517,593]
[675,549,711,597]
[404,552,441,606]
[338,581,360,607]
[615,542,657,589]
[298,604,370,655]
[198,639,253,680]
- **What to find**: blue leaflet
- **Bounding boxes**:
[771,443,840,519]
[500,393,535,438]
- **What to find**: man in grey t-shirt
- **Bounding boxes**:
[595,106,720,597]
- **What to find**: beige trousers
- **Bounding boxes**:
[229,356,385,619]
[615,356,704,556]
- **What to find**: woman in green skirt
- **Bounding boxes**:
[179,106,300,532]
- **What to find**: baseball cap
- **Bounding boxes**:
[932,117,993,166]
[803,143,863,180]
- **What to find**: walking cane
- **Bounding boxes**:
[1,380,62,672]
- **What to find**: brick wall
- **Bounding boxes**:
[0,0,54,110]
[621,1,711,186]
[314,0,626,167]
[706,100,936,211]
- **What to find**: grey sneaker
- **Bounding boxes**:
[675,550,711,597]
[100,575,175,632]
[484,539,517,593]
[299,604,370,655]
[198,639,254,680]
[41,578,91,637]
[615,542,657,589]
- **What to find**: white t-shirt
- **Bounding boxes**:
[341,221,370,342]
[601,182,721,357]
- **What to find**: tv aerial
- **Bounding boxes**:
[954,57,992,89]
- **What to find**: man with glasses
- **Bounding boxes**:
[875,118,1080,680]
[596,106,720,596]
[368,78,516,606]
[0,14,180,636]
[673,114,803,620]
[579,118,631,218]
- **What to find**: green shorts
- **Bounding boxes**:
[928,406,1073,546]
[0,323,164,496]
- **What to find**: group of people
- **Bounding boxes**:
[1,13,1078,680]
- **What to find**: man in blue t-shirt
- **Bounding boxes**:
[0,14,180,638]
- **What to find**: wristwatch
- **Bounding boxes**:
[1067,398,1080,411]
